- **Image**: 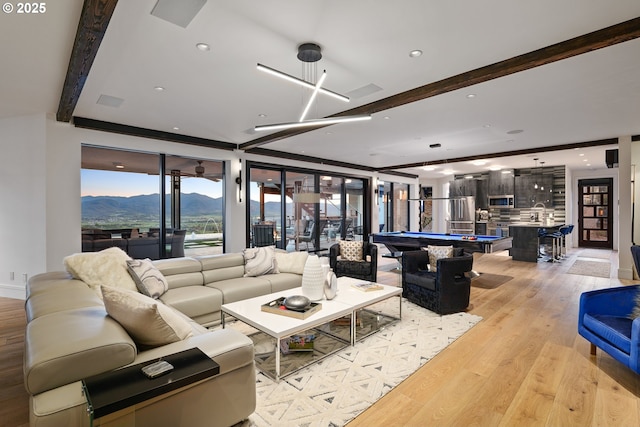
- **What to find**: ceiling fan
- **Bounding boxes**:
[195,161,205,177]
[173,161,221,182]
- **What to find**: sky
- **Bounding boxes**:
[81,169,224,198]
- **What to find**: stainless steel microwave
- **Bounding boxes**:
[488,195,515,208]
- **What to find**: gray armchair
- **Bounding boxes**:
[329,242,378,282]
[401,248,473,314]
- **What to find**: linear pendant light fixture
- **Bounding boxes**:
[299,70,327,122]
[254,43,371,132]
[255,115,372,132]
[256,64,348,103]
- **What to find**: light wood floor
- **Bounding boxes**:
[1,248,638,427]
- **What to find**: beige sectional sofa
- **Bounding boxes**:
[24,250,306,427]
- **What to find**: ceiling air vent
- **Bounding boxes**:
[96,94,124,108]
[150,0,207,28]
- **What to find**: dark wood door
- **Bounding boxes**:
[578,178,613,248]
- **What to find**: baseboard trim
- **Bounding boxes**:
[0,283,26,300]
[617,267,633,280]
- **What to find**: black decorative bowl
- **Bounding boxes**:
[284,295,311,311]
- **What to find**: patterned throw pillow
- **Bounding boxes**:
[244,246,277,277]
[423,245,453,272]
[126,258,168,299]
[339,240,364,261]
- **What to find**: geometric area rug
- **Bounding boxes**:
[235,299,482,427]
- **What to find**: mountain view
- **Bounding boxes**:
[82,193,343,233]
[82,193,286,231]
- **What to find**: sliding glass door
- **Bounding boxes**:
[81,146,225,258]
[248,162,370,252]
[379,181,410,232]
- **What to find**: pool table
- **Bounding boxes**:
[372,231,513,254]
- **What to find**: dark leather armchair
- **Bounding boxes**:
[401,248,473,314]
[329,242,378,282]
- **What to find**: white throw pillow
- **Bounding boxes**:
[274,251,309,274]
[244,246,277,277]
[101,286,193,348]
[64,247,137,295]
[126,258,169,299]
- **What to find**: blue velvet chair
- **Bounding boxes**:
[577,246,640,374]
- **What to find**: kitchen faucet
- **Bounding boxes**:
[531,202,546,223]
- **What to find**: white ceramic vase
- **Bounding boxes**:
[324,268,338,300]
[301,255,325,301]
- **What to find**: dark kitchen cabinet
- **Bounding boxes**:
[515,173,553,208]
[476,179,489,209]
[488,170,514,195]
[449,179,477,197]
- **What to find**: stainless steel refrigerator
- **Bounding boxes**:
[447,196,476,234]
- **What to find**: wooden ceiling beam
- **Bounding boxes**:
[240,16,640,151]
[56,0,119,122]
[378,138,619,172]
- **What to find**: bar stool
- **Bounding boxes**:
[537,228,547,258]
[558,224,574,258]
[539,227,562,262]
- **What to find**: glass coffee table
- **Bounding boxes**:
[221,277,402,381]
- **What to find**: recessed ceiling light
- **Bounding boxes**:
[489,166,502,171]
[409,49,423,58]
[507,129,524,134]
[196,43,210,51]
[466,94,476,99]
[258,113,267,118]
[471,160,488,166]
[422,166,437,171]
[172,126,180,131]
[579,153,585,156]
[154,86,165,92]
[113,162,124,169]
[464,175,474,179]
[383,116,390,120]
[483,124,491,128]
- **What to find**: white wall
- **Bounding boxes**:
[617,136,633,279]
[0,114,418,298]
[0,114,47,298]
[632,140,640,246]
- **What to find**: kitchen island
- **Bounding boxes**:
[509,224,563,262]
